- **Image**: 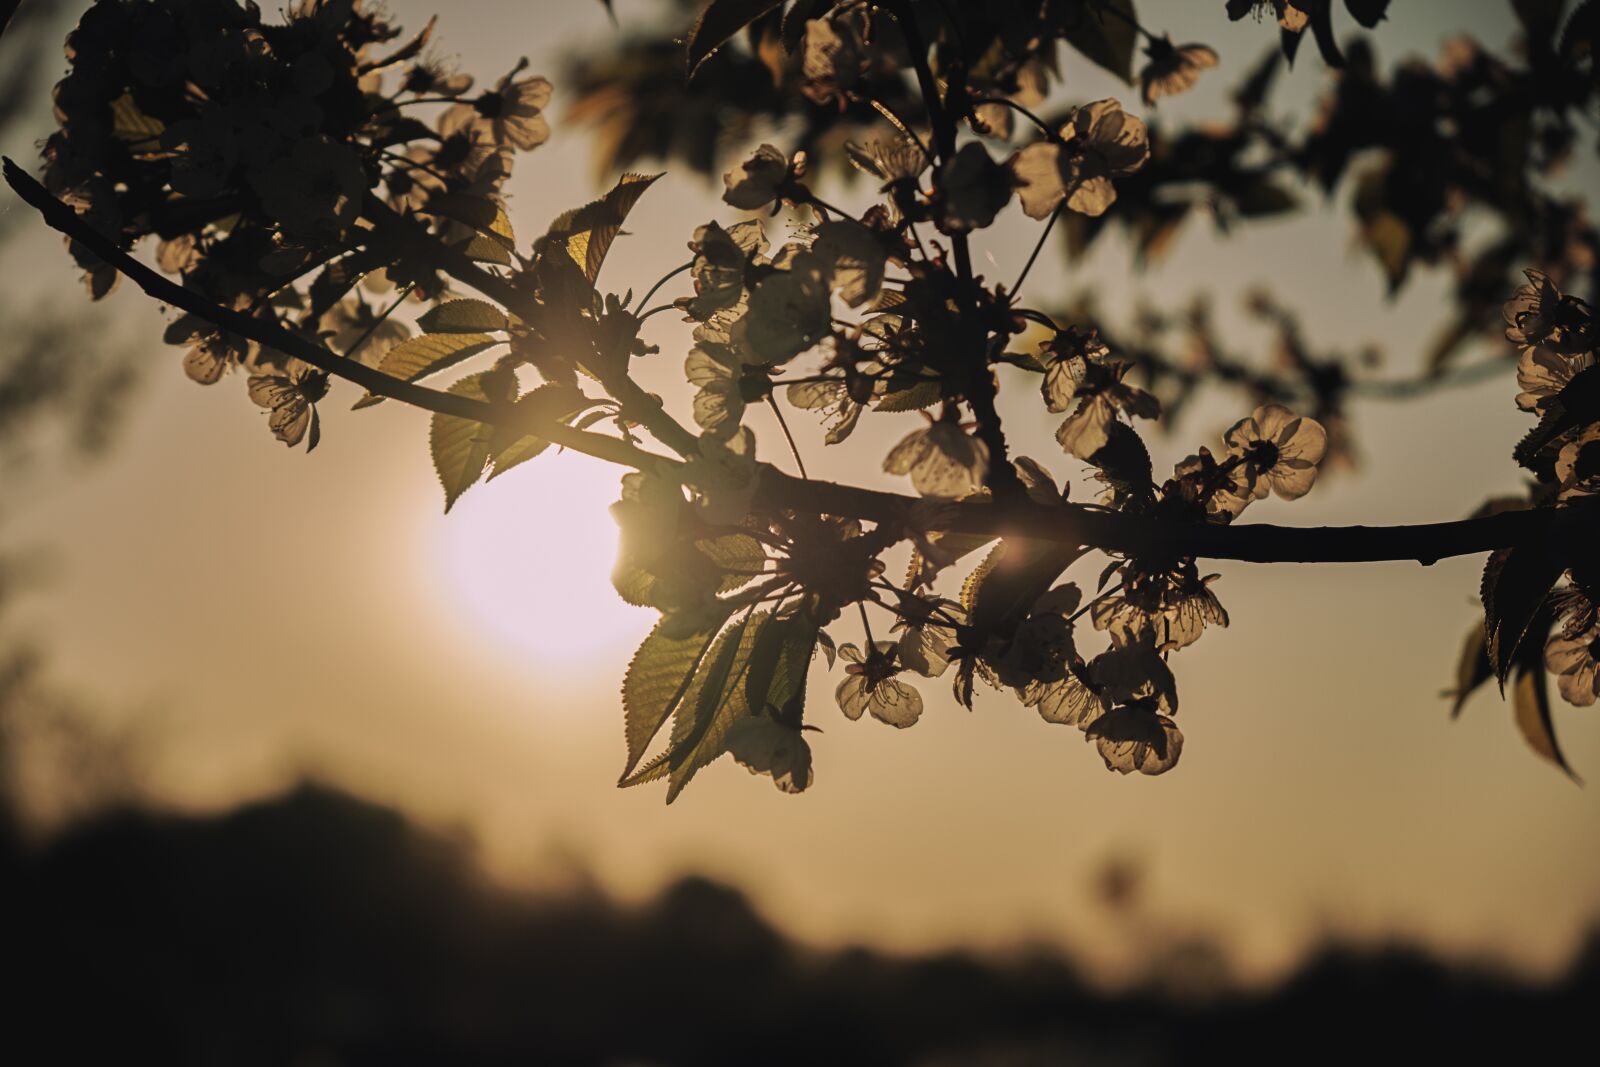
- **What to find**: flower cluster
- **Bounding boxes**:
[1496,272,1600,710]
[44,0,554,448]
[30,0,1579,801]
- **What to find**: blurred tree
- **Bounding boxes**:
[2,0,1596,800]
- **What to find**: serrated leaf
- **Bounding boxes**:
[425,192,516,249]
[686,0,785,76]
[1513,365,1600,470]
[460,232,513,265]
[742,612,818,723]
[486,383,591,479]
[540,172,663,286]
[1511,660,1579,781]
[1482,543,1565,686]
[874,376,943,412]
[663,611,769,802]
[419,299,509,333]
[621,611,730,780]
[353,332,500,409]
[429,370,514,512]
[695,532,768,593]
[1060,0,1139,83]
[1447,622,1492,719]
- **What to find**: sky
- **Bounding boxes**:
[2,0,1597,984]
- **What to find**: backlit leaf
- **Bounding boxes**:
[429,370,514,512]
[353,332,500,409]
[419,299,509,333]
[1447,621,1492,719]
[1060,0,1139,83]
[540,172,663,284]
[1511,663,1579,781]
[686,0,784,76]
[621,610,730,780]
[1481,543,1564,686]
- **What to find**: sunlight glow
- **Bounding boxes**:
[435,453,652,665]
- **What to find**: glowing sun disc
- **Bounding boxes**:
[434,453,652,665]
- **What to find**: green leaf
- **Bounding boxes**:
[487,383,591,480]
[961,542,1008,616]
[353,332,500,409]
[622,608,821,801]
[1060,0,1139,84]
[1510,616,1580,781]
[540,172,663,284]
[1481,543,1565,687]
[663,611,768,802]
[742,612,818,725]
[874,376,943,412]
[419,299,509,334]
[1447,621,1492,719]
[685,0,785,76]
[1513,365,1600,471]
[425,192,517,249]
[621,610,731,780]
[429,370,515,512]
[460,233,513,266]
[695,532,768,593]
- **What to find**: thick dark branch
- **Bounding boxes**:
[759,470,1594,566]
[2,158,661,473]
[11,155,1582,569]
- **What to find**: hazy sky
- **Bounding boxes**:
[3,0,1597,982]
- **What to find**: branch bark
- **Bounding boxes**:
[10,154,1584,569]
[1,158,663,473]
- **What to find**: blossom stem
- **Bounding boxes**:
[970,96,1054,138]
[858,601,876,646]
[766,395,809,479]
[633,261,692,314]
[1009,204,1061,300]
[340,284,415,365]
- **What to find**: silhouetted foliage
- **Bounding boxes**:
[1,781,1595,1065]
[3,0,1598,797]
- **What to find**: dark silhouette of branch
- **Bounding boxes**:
[1,158,661,474]
[10,156,1591,570]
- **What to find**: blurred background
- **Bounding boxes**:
[1,0,1598,1061]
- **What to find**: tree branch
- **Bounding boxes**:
[758,470,1595,566]
[9,155,1585,570]
[359,196,702,459]
[1,158,663,473]
[883,0,1023,501]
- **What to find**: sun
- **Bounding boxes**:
[433,452,653,665]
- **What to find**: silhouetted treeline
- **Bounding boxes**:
[1,782,1593,1065]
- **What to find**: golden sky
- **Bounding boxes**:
[2,0,1597,983]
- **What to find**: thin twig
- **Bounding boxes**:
[766,394,808,479]
[1009,204,1061,300]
